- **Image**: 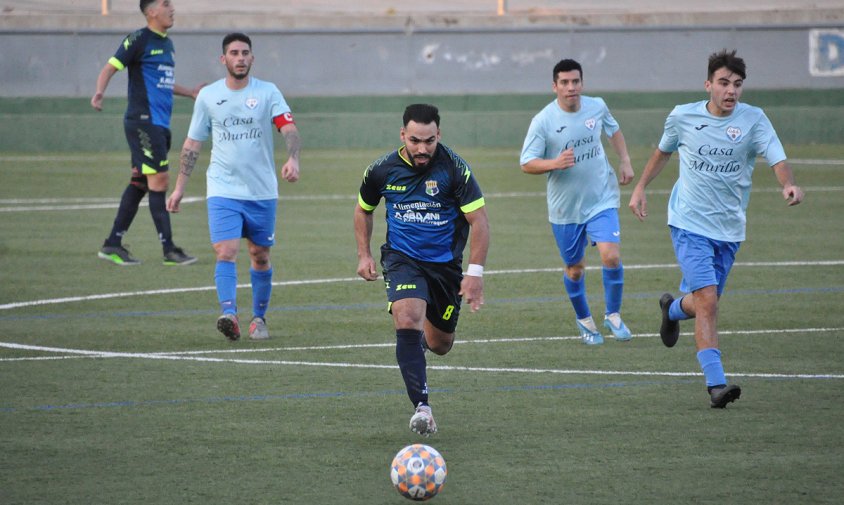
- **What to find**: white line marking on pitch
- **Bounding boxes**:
[144,327,840,355]
[2,327,842,379]
[2,260,843,311]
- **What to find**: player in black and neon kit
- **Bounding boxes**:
[92,0,201,266]
[354,104,490,436]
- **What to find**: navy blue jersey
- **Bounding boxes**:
[358,144,485,263]
[109,28,176,128]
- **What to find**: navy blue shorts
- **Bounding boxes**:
[124,120,171,182]
[380,246,463,333]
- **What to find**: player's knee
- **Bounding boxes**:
[146,172,169,192]
[130,176,149,192]
[393,313,422,329]
[602,253,621,268]
[252,257,270,269]
[565,265,584,281]
[248,246,271,267]
[427,335,454,356]
[213,244,239,262]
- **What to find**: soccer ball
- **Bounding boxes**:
[389,443,447,501]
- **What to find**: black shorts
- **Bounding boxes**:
[124,120,172,182]
[380,246,463,333]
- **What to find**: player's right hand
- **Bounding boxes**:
[91,93,104,111]
[357,257,379,281]
[628,187,648,221]
[555,148,575,170]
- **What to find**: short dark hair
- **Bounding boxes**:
[222,32,252,54]
[403,104,440,127]
[708,49,746,80]
[553,59,583,81]
[139,0,157,14]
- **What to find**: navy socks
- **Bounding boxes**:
[396,328,428,407]
[105,184,145,246]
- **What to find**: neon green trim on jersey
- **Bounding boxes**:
[160,160,169,167]
[398,146,413,167]
[358,194,377,212]
[141,163,158,175]
[108,57,125,71]
[460,197,485,214]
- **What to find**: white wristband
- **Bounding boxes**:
[466,263,484,277]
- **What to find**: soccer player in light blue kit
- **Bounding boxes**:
[520,59,635,345]
[629,49,804,408]
[167,32,301,341]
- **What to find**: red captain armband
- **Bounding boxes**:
[273,112,295,131]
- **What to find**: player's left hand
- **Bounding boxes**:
[281,160,299,182]
[459,275,484,313]
[783,184,804,206]
[618,159,634,185]
[166,189,184,213]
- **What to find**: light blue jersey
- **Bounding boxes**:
[659,101,787,242]
[520,96,621,225]
[188,77,290,200]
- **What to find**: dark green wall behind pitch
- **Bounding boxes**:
[1,90,842,152]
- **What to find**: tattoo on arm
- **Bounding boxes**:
[180,148,199,177]
[282,130,301,160]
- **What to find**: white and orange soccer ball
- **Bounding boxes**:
[389,444,447,501]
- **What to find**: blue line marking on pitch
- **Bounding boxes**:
[0,379,702,414]
[1,286,843,322]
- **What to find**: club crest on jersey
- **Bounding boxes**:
[726,126,742,142]
[584,118,596,130]
[245,98,258,109]
[425,180,439,196]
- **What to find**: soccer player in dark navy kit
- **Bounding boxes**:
[354,104,490,436]
[92,0,201,266]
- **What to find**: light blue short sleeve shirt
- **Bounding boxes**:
[659,101,787,242]
[520,96,621,225]
[188,77,291,201]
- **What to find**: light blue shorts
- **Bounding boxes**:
[551,208,621,265]
[207,197,277,246]
[670,226,740,295]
